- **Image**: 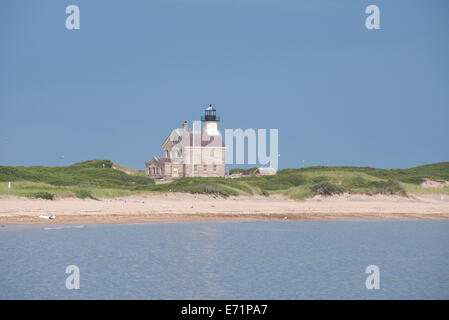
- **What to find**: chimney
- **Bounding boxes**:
[182,120,188,130]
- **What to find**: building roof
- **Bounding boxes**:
[169,129,225,148]
[150,157,172,164]
[181,132,225,147]
[206,104,215,111]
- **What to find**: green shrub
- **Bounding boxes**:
[32,192,54,200]
[228,167,257,175]
[74,189,98,200]
[187,184,229,197]
[310,176,331,184]
[241,174,306,191]
[374,180,406,196]
[310,182,344,196]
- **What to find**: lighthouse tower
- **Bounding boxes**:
[201,104,220,136]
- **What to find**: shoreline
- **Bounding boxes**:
[1,212,449,225]
[1,192,448,224]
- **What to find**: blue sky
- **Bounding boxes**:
[1,0,448,170]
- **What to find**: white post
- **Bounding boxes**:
[8,182,11,193]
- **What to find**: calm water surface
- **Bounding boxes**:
[1,220,448,299]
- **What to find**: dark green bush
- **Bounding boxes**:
[74,189,98,200]
[32,192,54,200]
[373,180,406,195]
[228,167,257,175]
[310,182,344,196]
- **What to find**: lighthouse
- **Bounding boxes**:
[201,104,220,136]
[146,104,226,179]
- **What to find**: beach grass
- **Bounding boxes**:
[0,181,141,199]
[401,183,449,195]
[1,160,448,199]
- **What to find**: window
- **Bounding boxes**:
[203,165,207,171]
[194,165,198,171]
[213,165,217,171]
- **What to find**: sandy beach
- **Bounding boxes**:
[0,192,448,224]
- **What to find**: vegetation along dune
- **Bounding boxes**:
[0,160,448,223]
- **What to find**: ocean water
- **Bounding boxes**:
[0,220,448,299]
